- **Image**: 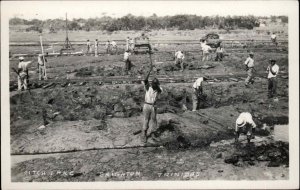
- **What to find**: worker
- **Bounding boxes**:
[17,57,32,91]
[235,112,256,143]
[37,54,47,80]
[244,52,255,87]
[200,39,207,56]
[142,62,163,143]
[266,59,279,98]
[271,32,277,46]
[202,44,212,61]
[129,38,135,52]
[110,40,118,54]
[86,39,91,55]
[126,37,130,51]
[94,39,99,57]
[215,44,225,61]
[175,50,185,72]
[124,50,132,75]
[105,40,110,54]
[192,77,208,111]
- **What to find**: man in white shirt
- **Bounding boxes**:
[129,38,135,51]
[271,32,277,46]
[142,59,163,143]
[110,41,118,54]
[17,57,32,91]
[126,37,130,51]
[267,59,279,98]
[124,50,132,75]
[199,39,207,56]
[235,112,257,143]
[244,52,255,86]
[86,39,91,55]
[94,39,99,57]
[192,77,208,111]
[215,44,225,61]
[202,44,212,61]
[175,50,185,72]
[37,54,47,80]
[105,40,110,54]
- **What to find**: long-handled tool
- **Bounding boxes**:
[39,35,47,80]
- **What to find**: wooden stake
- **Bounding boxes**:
[39,35,47,80]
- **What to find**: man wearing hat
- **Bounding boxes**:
[110,40,118,54]
[141,62,163,143]
[86,39,91,55]
[174,50,185,72]
[235,112,257,143]
[270,32,277,46]
[266,59,279,98]
[202,44,212,62]
[37,54,47,80]
[105,40,110,54]
[192,77,208,111]
[244,52,255,86]
[94,39,99,57]
[17,57,32,91]
[215,44,225,61]
[123,50,132,75]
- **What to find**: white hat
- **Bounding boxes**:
[236,117,246,127]
[19,56,24,60]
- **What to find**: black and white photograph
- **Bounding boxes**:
[1,0,299,189]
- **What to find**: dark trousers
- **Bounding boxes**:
[125,59,132,74]
[268,78,277,97]
[175,58,184,71]
[215,52,224,61]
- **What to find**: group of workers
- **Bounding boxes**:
[173,40,226,72]
[86,39,118,57]
[15,32,281,146]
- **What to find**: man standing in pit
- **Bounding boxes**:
[266,59,279,98]
[110,40,118,54]
[215,44,225,61]
[124,50,132,75]
[142,55,163,143]
[129,38,135,52]
[175,50,185,72]
[37,54,47,80]
[17,57,32,91]
[235,112,256,143]
[244,52,255,87]
[202,44,212,61]
[126,37,130,51]
[192,77,208,111]
[200,39,207,56]
[86,39,91,55]
[271,32,277,46]
[94,39,99,57]
[105,40,110,54]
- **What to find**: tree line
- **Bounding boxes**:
[9,14,288,32]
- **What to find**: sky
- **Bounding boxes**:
[2,1,297,20]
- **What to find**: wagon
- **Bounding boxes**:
[132,35,152,54]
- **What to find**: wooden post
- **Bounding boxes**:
[39,35,47,80]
